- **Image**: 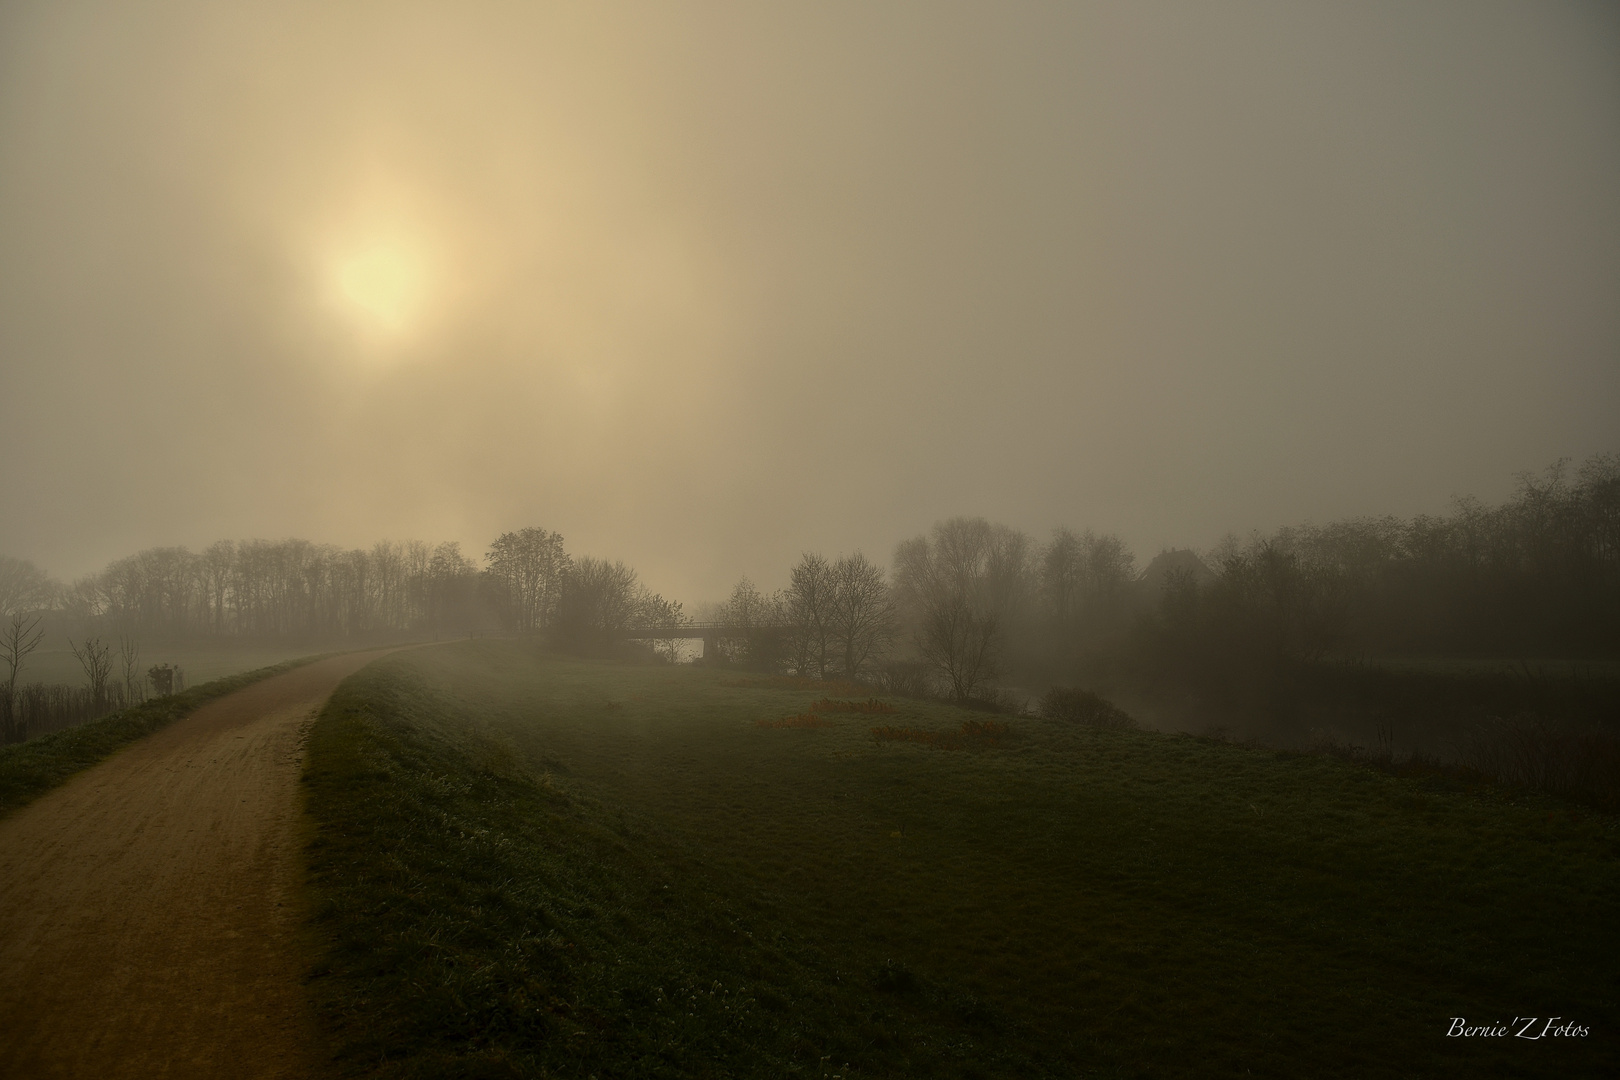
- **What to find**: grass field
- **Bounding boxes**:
[302,641,1618,1078]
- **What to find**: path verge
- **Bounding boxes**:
[0,654,338,819]
[0,647,404,1079]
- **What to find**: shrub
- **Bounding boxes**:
[874,660,933,698]
[809,697,898,715]
[1039,687,1136,729]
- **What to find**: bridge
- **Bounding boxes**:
[618,622,793,660]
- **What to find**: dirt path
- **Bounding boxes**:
[0,648,406,1080]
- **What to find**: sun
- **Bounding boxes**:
[328,235,431,338]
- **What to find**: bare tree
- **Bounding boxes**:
[893,518,1034,700]
[424,542,479,636]
[485,528,570,633]
[634,588,687,662]
[829,552,896,680]
[2,611,45,716]
[719,577,779,629]
[0,555,51,619]
[786,553,836,678]
[900,542,993,698]
[119,636,144,705]
[918,590,999,700]
[555,557,684,655]
[70,636,114,709]
[200,540,235,636]
[713,577,786,667]
[1042,528,1136,636]
[557,558,641,649]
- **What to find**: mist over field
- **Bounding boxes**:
[1,1,1616,605]
[3,7,1620,1076]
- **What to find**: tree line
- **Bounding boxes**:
[708,552,899,679]
[711,453,1618,702]
[2,452,1614,709]
[1141,453,1620,680]
[0,527,689,741]
[702,521,1139,696]
[0,529,685,652]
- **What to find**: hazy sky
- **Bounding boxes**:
[2,1,1616,603]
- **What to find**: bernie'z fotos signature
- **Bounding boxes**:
[1447,1017,1590,1040]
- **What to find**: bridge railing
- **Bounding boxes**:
[617,623,794,639]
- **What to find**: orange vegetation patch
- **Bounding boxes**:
[755,713,835,729]
[755,695,900,730]
[871,719,1010,750]
[809,698,898,715]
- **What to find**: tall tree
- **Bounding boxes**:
[1,612,45,714]
[0,556,51,619]
[829,552,896,679]
[424,543,480,636]
[485,528,570,633]
[714,577,786,667]
[786,553,836,678]
[556,558,680,651]
[69,637,114,710]
[893,518,1033,699]
[1041,528,1136,637]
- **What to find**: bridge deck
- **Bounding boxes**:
[619,623,790,639]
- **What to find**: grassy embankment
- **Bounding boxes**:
[303,641,1618,1078]
[0,654,329,818]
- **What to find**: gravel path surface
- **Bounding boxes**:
[0,648,404,1079]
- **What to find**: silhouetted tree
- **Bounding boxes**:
[556,557,682,655]
[70,636,113,709]
[1041,528,1135,638]
[829,552,896,679]
[714,577,785,667]
[2,611,45,719]
[119,636,143,705]
[199,540,234,636]
[893,518,1034,699]
[786,553,836,678]
[485,527,570,633]
[0,556,51,618]
[424,542,480,635]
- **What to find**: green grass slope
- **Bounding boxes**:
[302,641,1618,1078]
[0,654,327,819]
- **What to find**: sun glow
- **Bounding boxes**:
[329,235,431,338]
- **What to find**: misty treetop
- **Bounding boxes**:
[1185,453,1620,662]
[0,531,684,648]
[484,528,568,633]
[0,556,53,619]
[708,552,898,679]
[875,454,1619,701]
[49,538,484,640]
[1,451,1614,680]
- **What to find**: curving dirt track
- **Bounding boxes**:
[0,648,406,1080]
